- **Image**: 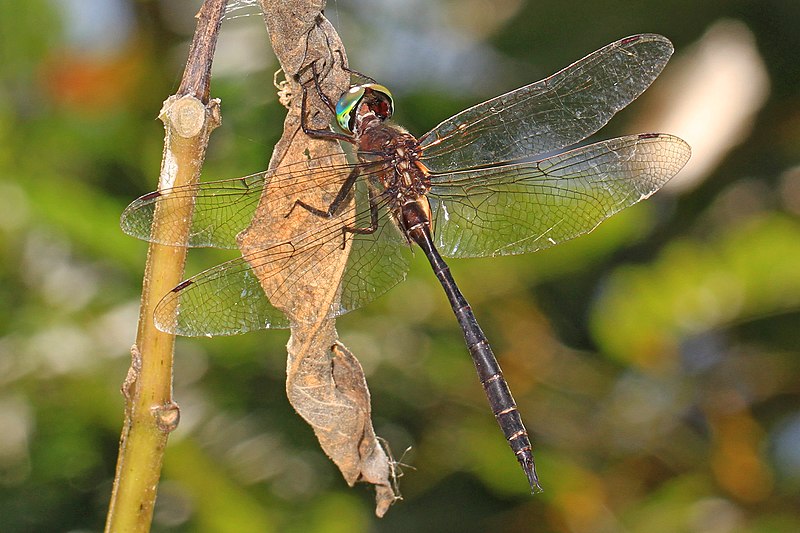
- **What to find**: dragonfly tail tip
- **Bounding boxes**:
[520,455,543,494]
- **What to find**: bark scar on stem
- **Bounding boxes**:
[122,344,142,405]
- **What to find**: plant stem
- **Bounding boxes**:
[105,2,227,531]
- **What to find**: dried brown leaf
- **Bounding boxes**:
[244,0,396,516]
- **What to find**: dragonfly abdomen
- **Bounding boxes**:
[403,200,541,492]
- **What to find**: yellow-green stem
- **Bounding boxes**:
[105,1,227,530]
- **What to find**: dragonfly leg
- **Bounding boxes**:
[285,164,361,220]
[339,186,379,248]
[308,60,339,115]
[300,78,353,143]
[332,48,378,84]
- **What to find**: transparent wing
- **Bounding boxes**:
[428,133,691,258]
[155,254,292,335]
[120,172,267,249]
[418,34,674,172]
[120,155,385,249]
[154,182,410,337]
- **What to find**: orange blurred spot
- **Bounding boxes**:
[39,38,148,112]
[550,472,613,532]
[709,406,773,502]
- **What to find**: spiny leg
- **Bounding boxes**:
[299,74,353,143]
[285,164,362,220]
[309,61,340,115]
[338,186,379,248]
[332,49,377,84]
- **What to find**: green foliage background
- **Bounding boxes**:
[0,0,798,531]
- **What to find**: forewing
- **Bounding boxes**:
[121,173,267,248]
[120,155,365,249]
[428,133,691,258]
[419,34,674,172]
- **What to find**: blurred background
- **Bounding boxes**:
[1,0,799,531]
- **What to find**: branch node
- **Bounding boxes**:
[162,95,217,138]
[153,402,181,433]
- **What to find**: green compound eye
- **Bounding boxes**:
[335,86,365,133]
[335,84,394,133]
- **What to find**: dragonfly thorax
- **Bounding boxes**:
[358,124,431,210]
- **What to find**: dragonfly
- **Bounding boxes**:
[121,34,691,492]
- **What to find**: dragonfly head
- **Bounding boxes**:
[335,83,394,134]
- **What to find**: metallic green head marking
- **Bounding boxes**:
[335,83,393,133]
